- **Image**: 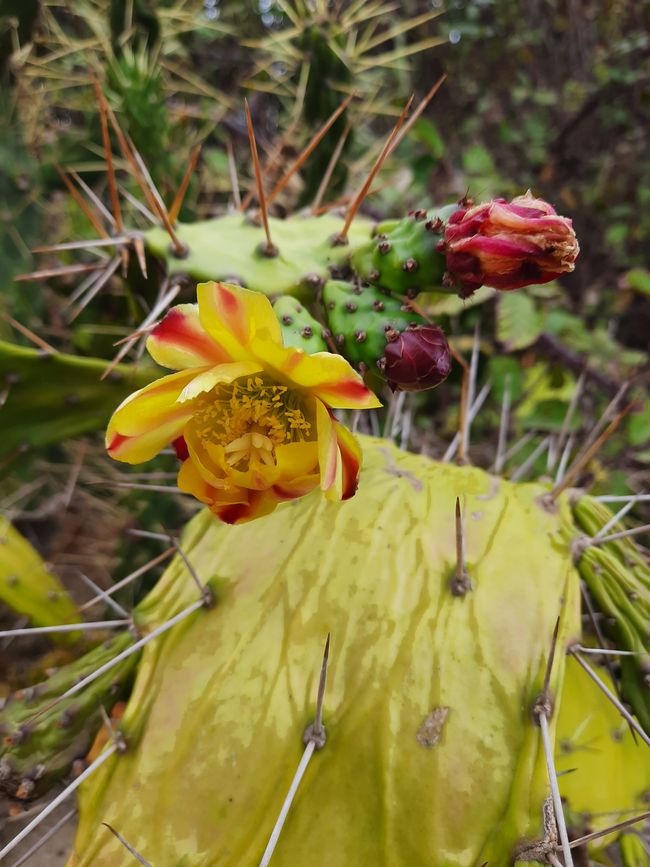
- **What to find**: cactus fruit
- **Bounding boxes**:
[322,279,426,370]
[6,436,631,866]
[0,517,78,629]
[380,324,452,392]
[351,206,459,295]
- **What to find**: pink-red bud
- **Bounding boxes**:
[443,191,579,296]
[381,324,452,392]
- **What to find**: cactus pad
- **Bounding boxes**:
[0,341,156,460]
[70,436,583,866]
[144,213,374,299]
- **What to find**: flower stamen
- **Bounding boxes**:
[191,376,312,470]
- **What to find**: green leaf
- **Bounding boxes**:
[412,117,445,160]
[462,144,495,176]
[628,401,650,447]
[496,293,543,350]
[625,267,650,296]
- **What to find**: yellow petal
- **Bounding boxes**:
[183,424,228,490]
[274,441,319,481]
[178,361,264,403]
[146,304,231,370]
[177,458,247,508]
[106,369,198,464]
[197,282,282,362]
[250,335,382,410]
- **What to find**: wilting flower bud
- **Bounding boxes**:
[441,191,579,296]
[379,323,452,392]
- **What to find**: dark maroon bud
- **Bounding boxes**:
[378,240,391,254]
[355,330,367,343]
[402,258,418,273]
[301,326,313,338]
[381,324,452,392]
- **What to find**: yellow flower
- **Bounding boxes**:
[106,282,381,523]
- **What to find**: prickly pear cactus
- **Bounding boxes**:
[1,76,643,867]
[0,632,137,803]
[58,436,632,867]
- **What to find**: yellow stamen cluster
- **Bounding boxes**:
[191,376,311,469]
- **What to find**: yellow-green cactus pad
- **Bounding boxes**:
[0,517,78,629]
[70,437,582,866]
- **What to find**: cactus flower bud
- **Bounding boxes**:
[379,323,452,392]
[441,191,579,296]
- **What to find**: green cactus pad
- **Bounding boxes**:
[0,340,157,460]
[574,497,650,731]
[144,213,374,299]
[0,631,137,802]
[70,436,582,867]
[0,517,79,630]
[273,296,329,353]
[351,206,458,295]
[323,279,425,369]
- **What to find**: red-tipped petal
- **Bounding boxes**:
[147,304,231,370]
[316,400,339,492]
[334,421,362,500]
[197,281,282,363]
[106,369,199,463]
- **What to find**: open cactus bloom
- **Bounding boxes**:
[441,191,580,296]
[106,281,381,522]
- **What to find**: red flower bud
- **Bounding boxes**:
[380,324,452,392]
[442,191,579,296]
